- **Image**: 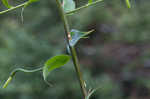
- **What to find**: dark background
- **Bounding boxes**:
[1,0,150,99]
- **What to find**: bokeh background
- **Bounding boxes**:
[1,0,150,99]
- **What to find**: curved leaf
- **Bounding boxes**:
[43,55,71,80]
[69,29,94,46]
[2,0,12,8]
[3,67,42,88]
[63,0,76,13]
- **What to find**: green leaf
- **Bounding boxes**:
[43,55,71,80]
[88,0,93,4]
[69,29,94,46]
[2,0,12,8]
[125,0,131,8]
[28,0,39,4]
[62,0,76,13]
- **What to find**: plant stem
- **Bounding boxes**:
[55,0,87,98]
[0,2,28,15]
[70,47,88,98]
[66,0,103,15]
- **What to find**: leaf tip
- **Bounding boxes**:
[86,29,95,34]
[3,76,13,88]
[126,0,131,8]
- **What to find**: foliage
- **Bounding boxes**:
[2,0,12,8]
[1,0,104,98]
[69,29,94,46]
[43,55,71,81]
[1,0,150,99]
[62,0,76,13]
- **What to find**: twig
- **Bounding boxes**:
[66,0,103,15]
[0,2,28,15]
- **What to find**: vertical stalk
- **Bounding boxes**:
[55,0,87,98]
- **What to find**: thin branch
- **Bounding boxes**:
[0,2,28,15]
[66,0,103,15]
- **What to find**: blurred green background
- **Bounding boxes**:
[1,0,150,99]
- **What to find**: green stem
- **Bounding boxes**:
[66,0,103,15]
[55,0,87,98]
[0,2,28,15]
[70,47,88,98]
[3,67,42,88]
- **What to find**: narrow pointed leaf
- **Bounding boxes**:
[2,0,12,8]
[125,0,131,8]
[69,29,94,46]
[88,0,93,4]
[43,55,71,80]
[3,67,42,88]
[63,0,76,13]
[28,0,39,4]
